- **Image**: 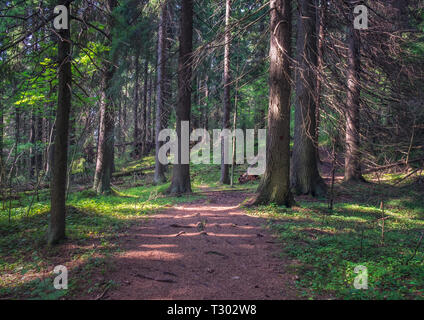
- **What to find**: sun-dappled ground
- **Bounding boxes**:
[95,191,298,300]
[1,156,423,299]
[248,176,424,299]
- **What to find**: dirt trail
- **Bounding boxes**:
[103,191,298,300]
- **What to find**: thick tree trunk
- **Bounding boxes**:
[48,1,71,245]
[345,0,364,182]
[93,0,118,194]
[254,0,293,206]
[220,0,231,185]
[291,0,326,196]
[154,1,170,184]
[168,0,193,194]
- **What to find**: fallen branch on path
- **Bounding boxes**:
[135,274,176,283]
[170,224,194,228]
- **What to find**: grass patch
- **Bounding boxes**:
[247,178,424,300]
[0,179,200,299]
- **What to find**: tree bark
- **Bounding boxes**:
[133,52,140,158]
[220,0,231,185]
[93,70,115,194]
[141,58,148,155]
[315,0,326,159]
[29,109,36,179]
[168,0,193,194]
[345,0,364,182]
[36,114,43,173]
[0,97,3,187]
[147,73,152,145]
[93,0,118,194]
[122,82,128,154]
[117,98,122,149]
[48,0,72,245]
[253,0,293,206]
[291,0,326,196]
[15,105,21,176]
[203,75,209,130]
[154,1,170,184]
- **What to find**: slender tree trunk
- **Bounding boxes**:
[155,1,169,183]
[291,0,326,196]
[203,75,209,130]
[15,106,21,176]
[192,75,198,128]
[46,104,55,177]
[315,0,326,160]
[36,114,42,173]
[69,106,76,147]
[141,58,148,155]
[168,0,193,194]
[93,0,118,194]
[150,74,155,146]
[93,71,115,194]
[147,74,152,145]
[220,0,231,185]
[117,98,122,148]
[122,82,128,154]
[0,98,3,187]
[133,53,140,158]
[48,0,71,245]
[345,0,364,182]
[258,19,266,131]
[29,109,36,179]
[253,0,293,207]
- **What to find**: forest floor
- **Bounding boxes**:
[1,154,423,300]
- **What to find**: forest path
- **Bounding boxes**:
[102,190,299,300]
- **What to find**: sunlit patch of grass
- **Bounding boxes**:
[191,163,260,191]
[0,181,202,299]
[248,176,424,300]
[115,155,156,173]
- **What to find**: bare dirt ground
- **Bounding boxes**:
[101,191,299,300]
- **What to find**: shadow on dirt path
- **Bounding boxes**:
[102,191,299,300]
